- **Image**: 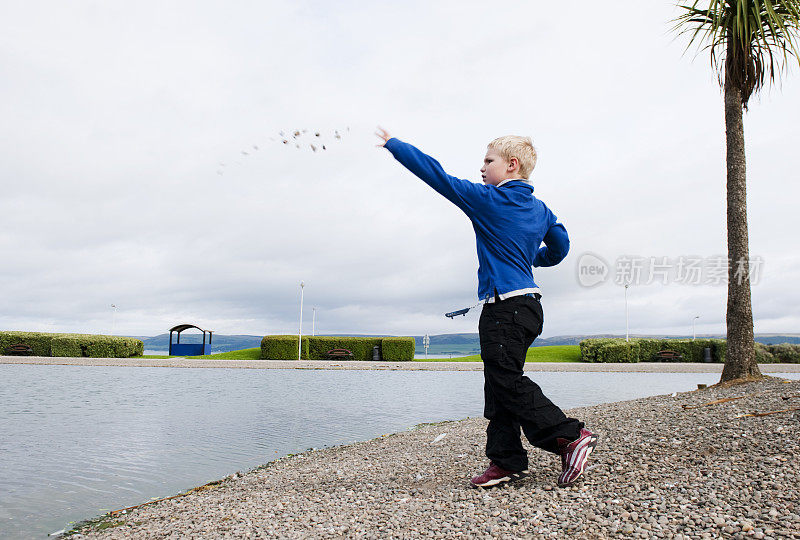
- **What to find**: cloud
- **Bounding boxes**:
[1,1,798,338]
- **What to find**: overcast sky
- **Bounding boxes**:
[1,1,798,339]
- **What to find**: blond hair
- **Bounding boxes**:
[487,135,537,180]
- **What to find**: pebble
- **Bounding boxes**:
[72,378,799,539]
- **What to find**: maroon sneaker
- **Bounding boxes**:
[470,462,528,488]
[557,428,599,487]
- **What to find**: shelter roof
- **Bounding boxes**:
[169,324,211,333]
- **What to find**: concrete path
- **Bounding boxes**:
[2,355,799,372]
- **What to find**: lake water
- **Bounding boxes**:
[1,365,798,538]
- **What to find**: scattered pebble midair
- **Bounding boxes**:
[217,128,347,174]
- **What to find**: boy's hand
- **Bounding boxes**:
[375,126,392,147]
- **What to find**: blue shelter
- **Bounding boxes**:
[168,324,213,356]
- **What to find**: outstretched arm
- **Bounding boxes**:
[533,223,570,267]
[376,127,483,215]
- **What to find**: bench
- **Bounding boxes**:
[654,349,683,362]
[325,348,354,360]
[4,343,33,356]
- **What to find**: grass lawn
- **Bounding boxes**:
[186,347,262,360]
[138,348,262,360]
[415,345,581,363]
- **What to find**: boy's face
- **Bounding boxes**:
[481,148,516,186]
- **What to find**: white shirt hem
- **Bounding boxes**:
[485,287,541,303]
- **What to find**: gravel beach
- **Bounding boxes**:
[68,376,800,539]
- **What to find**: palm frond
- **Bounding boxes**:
[673,0,800,107]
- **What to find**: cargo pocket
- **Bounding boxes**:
[478,312,503,364]
[512,303,544,341]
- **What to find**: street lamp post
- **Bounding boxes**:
[624,283,630,342]
[312,307,316,336]
[693,315,700,341]
[111,304,117,336]
[298,282,305,360]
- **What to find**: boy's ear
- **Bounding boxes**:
[508,157,519,172]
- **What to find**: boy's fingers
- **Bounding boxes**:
[374,126,393,150]
[374,136,385,147]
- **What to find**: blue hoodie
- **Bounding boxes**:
[385,137,569,301]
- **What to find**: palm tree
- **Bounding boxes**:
[673,1,800,381]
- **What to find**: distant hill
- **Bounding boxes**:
[130,332,800,355]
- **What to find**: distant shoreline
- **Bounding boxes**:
[3,356,800,372]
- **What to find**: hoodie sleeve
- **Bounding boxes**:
[384,137,484,215]
[533,222,570,267]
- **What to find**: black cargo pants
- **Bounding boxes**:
[479,294,583,472]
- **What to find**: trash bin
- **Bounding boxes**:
[372,345,381,361]
[703,347,713,363]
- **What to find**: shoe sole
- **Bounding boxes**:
[557,434,599,488]
[470,470,529,488]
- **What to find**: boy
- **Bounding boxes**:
[376,128,598,488]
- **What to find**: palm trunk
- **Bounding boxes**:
[720,80,761,381]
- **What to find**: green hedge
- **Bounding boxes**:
[579,338,727,363]
[753,342,772,363]
[381,337,415,361]
[578,338,800,363]
[0,331,143,358]
[307,336,383,360]
[767,344,800,363]
[601,340,640,363]
[260,335,309,360]
[578,339,599,363]
[260,335,415,361]
[750,343,800,364]
[0,331,53,356]
[578,338,639,363]
[51,335,144,358]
